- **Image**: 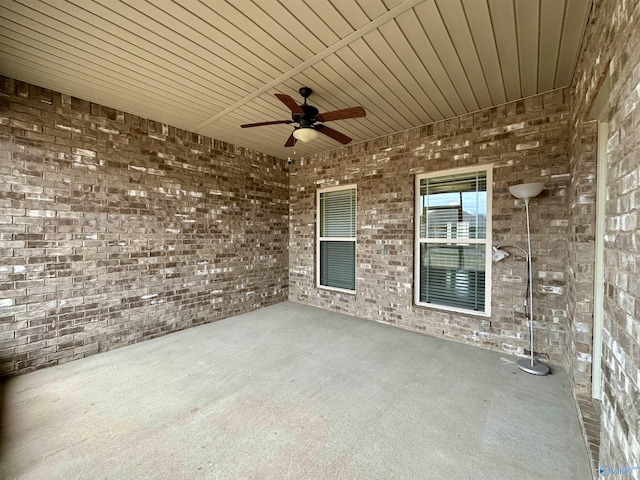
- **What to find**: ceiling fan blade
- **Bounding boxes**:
[284,132,297,147]
[240,120,291,128]
[316,124,352,144]
[318,106,366,123]
[275,93,304,114]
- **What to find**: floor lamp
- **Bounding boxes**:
[505,182,549,376]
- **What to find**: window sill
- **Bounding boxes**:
[414,301,490,317]
[318,285,356,295]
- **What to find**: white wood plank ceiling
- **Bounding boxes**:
[0,0,592,160]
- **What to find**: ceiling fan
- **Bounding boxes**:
[240,87,366,147]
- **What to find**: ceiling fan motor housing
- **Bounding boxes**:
[293,104,319,128]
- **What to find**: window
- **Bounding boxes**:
[415,166,492,315]
[317,185,356,293]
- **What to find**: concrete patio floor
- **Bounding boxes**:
[1,301,592,479]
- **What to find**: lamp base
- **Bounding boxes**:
[517,358,550,376]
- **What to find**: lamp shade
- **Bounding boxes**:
[509,182,545,200]
[293,127,317,142]
[492,246,510,263]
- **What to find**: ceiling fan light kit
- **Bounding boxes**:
[240,87,366,147]
[292,127,318,142]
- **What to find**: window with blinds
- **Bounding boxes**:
[317,186,356,292]
[415,166,492,315]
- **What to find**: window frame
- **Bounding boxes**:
[414,165,493,316]
[316,184,357,294]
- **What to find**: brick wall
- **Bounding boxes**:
[290,91,571,364]
[570,0,640,470]
[0,77,289,375]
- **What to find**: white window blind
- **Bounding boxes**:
[317,186,356,292]
[415,167,492,314]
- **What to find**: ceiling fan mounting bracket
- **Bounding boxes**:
[299,86,312,100]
